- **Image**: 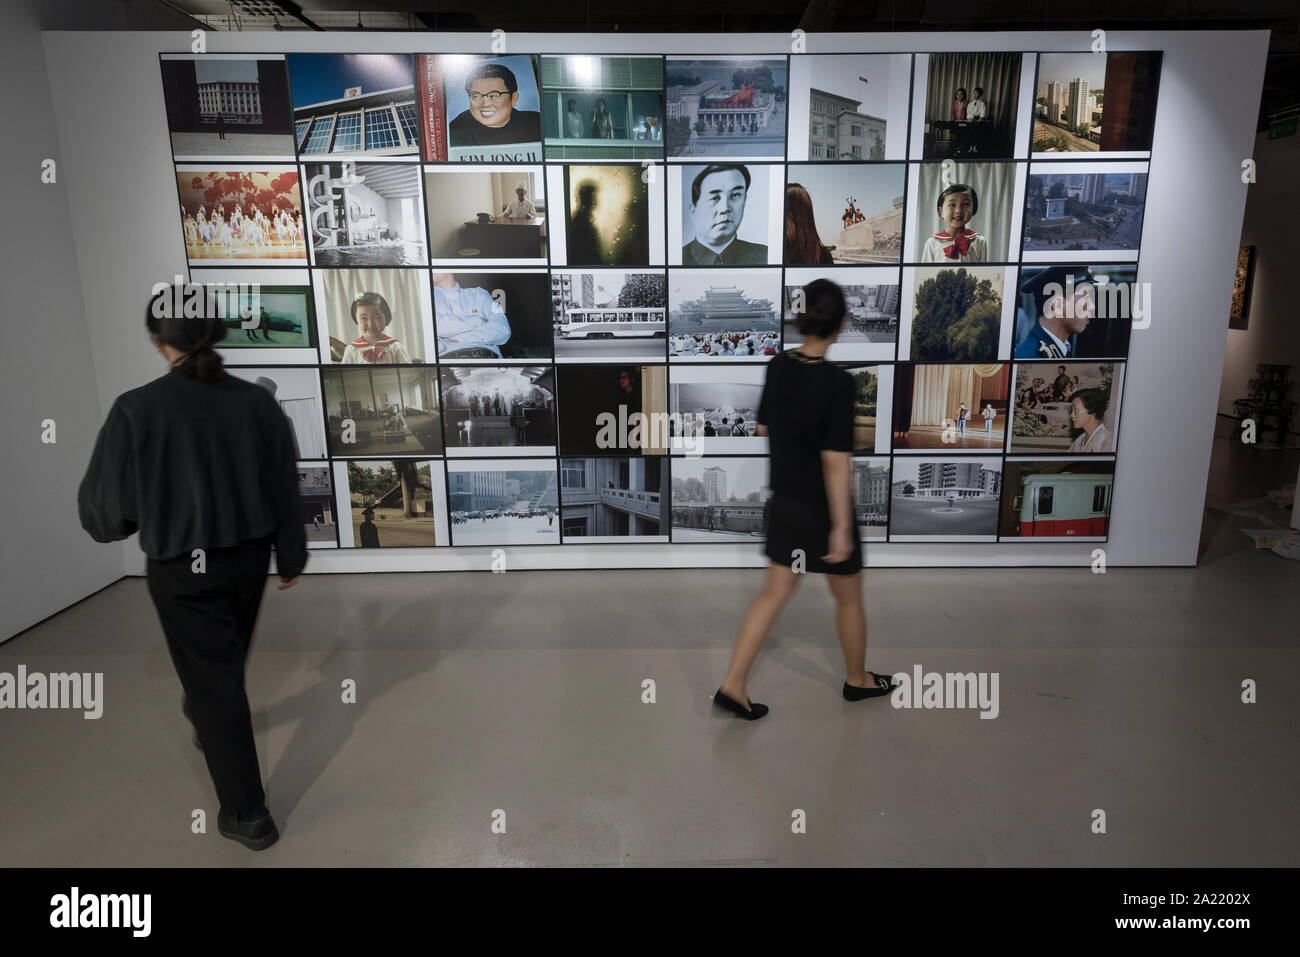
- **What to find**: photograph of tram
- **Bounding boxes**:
[551,269,668,361]
[999,459,1114,540]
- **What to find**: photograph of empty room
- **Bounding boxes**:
[424,165,547,265]
[892,363,1010,451]
[322,366,443,457]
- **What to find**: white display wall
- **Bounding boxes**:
[41,29,1268,572]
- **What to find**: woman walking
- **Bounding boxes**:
[78,286,308,849]
[715,279,893,720]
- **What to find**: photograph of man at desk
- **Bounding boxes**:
[424,166,548,265]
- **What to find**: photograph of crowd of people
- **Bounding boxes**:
[852,457,891,539]
[1010,362,1123,454]
[315,267,433,364]
[670,456,771,542]
[322,366,442,457]
[447,460,560,545]
[227,367,328,459]
[559,456,670,541]
[782,267,899,362]
[551,270,667,362]
[672,163,778,266]
[784,163,905,264]
[787,53,909,162]
[301,162,427,267]
[920,52,1024,160]
[439,366,557,455]
[338,459,442,548]
[176,167,307,263]
[668,366,766,454]
[902,265,1011,362]
[161,55,296,159]
[287,53,419,158]
[296,464,338,547]
[1022,168,1148,256]
[668,269,782,360]
[1013,265,1136,359]
[910,162,1017,264]
[892,363,1011,452]
[541,55,665,161]
[424,166,547,264]
[889,456,1003,540]
[998,459,1114,539]
[556,364,668,456]
[560,164,650,266]
[1032,52,1161,154]
[664,57,788,159]
[432,271,552,360]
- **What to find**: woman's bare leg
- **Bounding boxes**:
[718,564,801,708]
[827,572,870,686]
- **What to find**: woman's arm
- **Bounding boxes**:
[77,398,139,544]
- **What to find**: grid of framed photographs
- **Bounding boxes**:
[161,48,1159,550]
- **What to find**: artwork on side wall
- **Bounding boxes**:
[999,458,1114,540]
[1230,245,1256,331]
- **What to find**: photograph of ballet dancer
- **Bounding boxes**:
[176,167,307,264]
[892,363,1010,452]
[670,456,771,542]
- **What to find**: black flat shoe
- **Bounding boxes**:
[843,672,894,701]
[217,807,280,851]
[713,687,769,720]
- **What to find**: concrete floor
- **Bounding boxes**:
[1,430,1296,866]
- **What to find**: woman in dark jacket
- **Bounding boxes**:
[78,286,308,850]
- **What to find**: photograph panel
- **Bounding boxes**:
[439,365,556,456]
[999,458,1115,540]
[787,53,910,162]
[297,463,339,548]
[1032,52,1161,155]
[671,162,781,266]
[920,52,1024,160]
[551,269,668,362]
[301,161,427,266]
[667,365,767,455]
[559,456,670,542]
[288,53,419,158]
[323,365,443,457]
[664,57,788,160]
[434,270,553,360]
[784,163,905,265]
[176,166,307,264]
[1010,361,1124,454]
[541,56,666,162]
[670,456,771,542]
[162,55,296,160]
[899,264,1014,363]
[191,268,317,362]
[669,269,782,360]
[333,458,446,548]
[447,459,560,545]
[892,363,1011,453]
[1022,166,1148,259]
[556,364,668,457]
[424,165,547,265]
[909,161,1017,264]
[315,267,434,364]
[888,456,1002,541]
[227,366,328,459]
[439,54,544,163]
[1012,264,1137,359]
[853,456,891,540]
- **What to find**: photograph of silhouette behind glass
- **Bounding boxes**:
[432,271,552,360]
[438,365,557,455]
[562,164,650,266]
[556,364,668,457]
[322,366,443,457]
[921,52,1023,160]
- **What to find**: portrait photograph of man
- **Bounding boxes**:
[674,163,778,266]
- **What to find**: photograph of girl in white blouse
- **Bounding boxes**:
[341,292,413,364]
[921,184,988,263]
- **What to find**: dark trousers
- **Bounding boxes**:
[146,537,272,814]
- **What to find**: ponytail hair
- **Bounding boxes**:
[145,286,227,384]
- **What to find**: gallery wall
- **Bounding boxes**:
[40,29,1268,575]
[0,1,125,640]
[1217,129,1300,424]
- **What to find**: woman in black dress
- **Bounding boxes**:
[714,279,893,720]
